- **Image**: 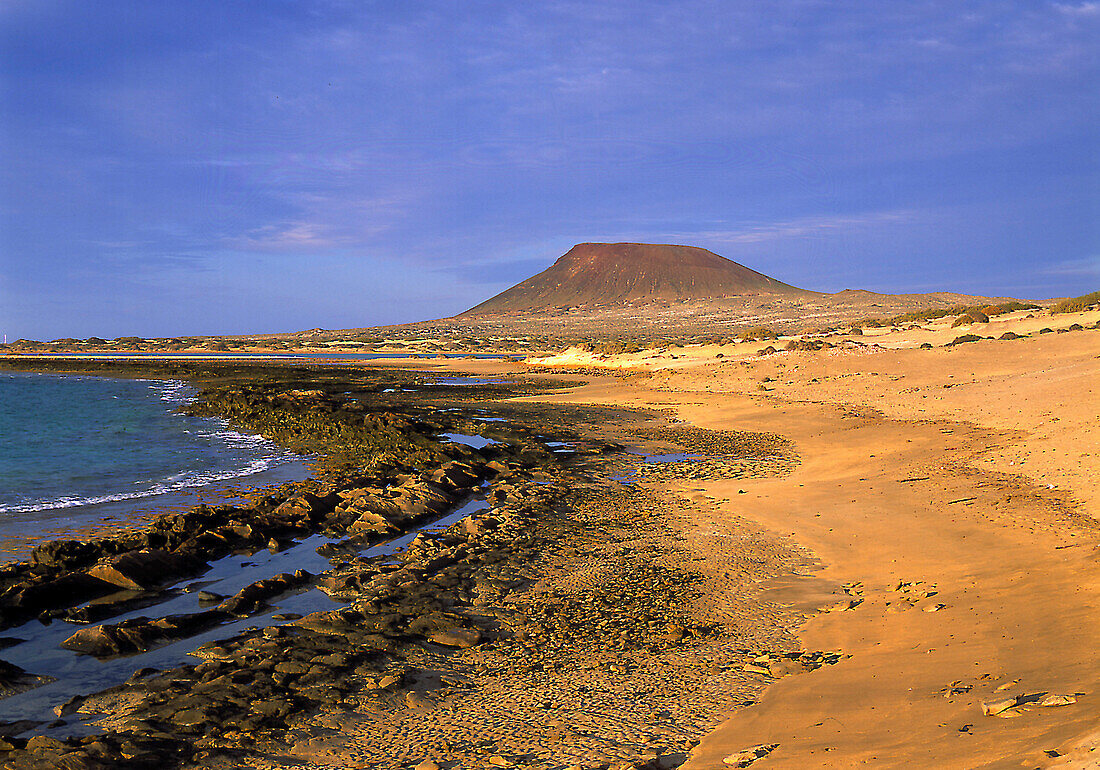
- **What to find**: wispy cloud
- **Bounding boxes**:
[1042,256,1100,278]
[233,221,338,252]
[229,194,414,253]
[655,211,919,246]
[1054,2,1100,16]
[85,239,149,249]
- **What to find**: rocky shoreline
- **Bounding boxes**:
[0,361,809,769]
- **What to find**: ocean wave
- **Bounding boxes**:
[0,455,291,514]
[0,375,299,516]
[151,379,195,404]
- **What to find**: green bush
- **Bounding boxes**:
[982,301,1040,316]
[742,325,778,341]
[1051,290,1100,314]
[951,310,989,327]
[857,301,1041,329]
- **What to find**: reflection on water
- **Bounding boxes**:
[0,494,489,736]
[440,432,498,450]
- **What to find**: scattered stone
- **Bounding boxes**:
[723,743,779,766]
[767,658,805,678]
[822,598,862,612]
[52,694,85,717]
[982,696,1019,716]
[1037,694,1077,707]
[428,627,483,648]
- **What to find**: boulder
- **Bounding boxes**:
[347,510,399,535]
[430,461,481,490]
[29,540,105,570]
[86,550,198,591]
[60,610,225,656]
[428,627,482,648]
[295,609,362,637]
[723,744,778,767]
[217,570,311,616]
[0,572,117,611]
[0,660,47,698]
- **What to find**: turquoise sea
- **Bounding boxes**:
[0,372,303,550]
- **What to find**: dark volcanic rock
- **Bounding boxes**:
[0,572,118,612]
[60,610,227,657]
[216,570,312,616]
[86,549,200,591]
[0,659,54,699]
[948,334,984,346]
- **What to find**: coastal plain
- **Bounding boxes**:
[1,301,1098,769]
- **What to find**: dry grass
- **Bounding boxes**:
[1052,290,1100,314]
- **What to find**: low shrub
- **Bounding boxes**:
[857,301,1040,329]
[742,326,778,341]
[951,310,989,327]
[785,339,831,352]
[1051,290,1100,314]
[982,301,1040,316]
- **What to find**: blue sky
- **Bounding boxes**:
[1,1,1098,339]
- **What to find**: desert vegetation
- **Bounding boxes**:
[1051,290,1100,314]
[855,301,1040,329]
[740,325,779,341]
[951,310,990,327]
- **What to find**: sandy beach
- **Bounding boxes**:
[517,311,1100,768]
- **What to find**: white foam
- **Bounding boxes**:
[151,379,195,404]
[0,377,297,515]
[0,455,287,514]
